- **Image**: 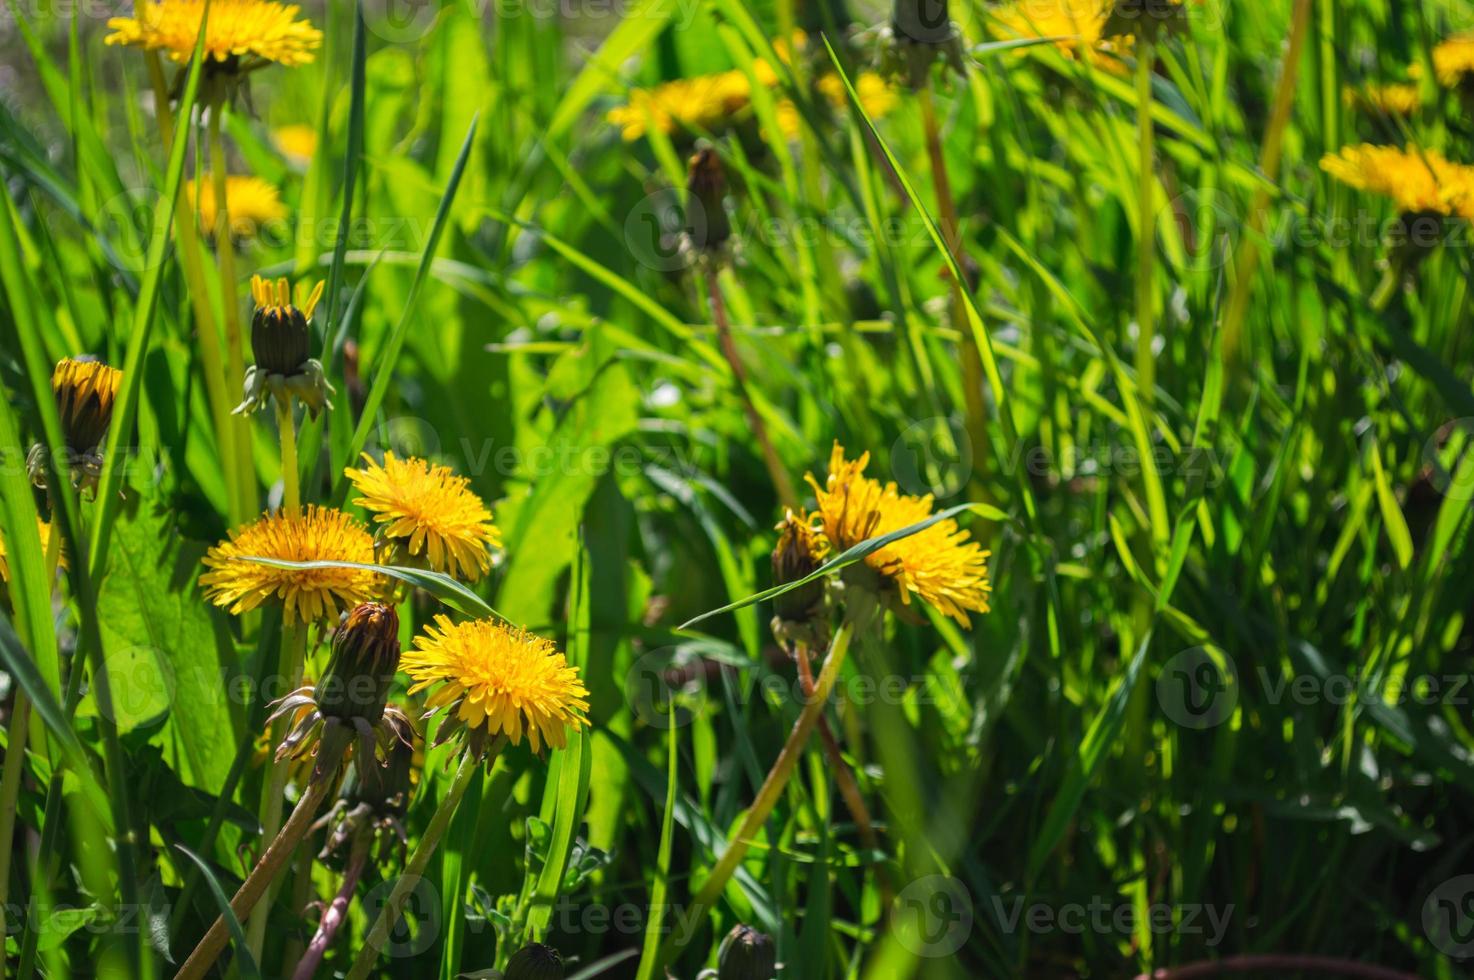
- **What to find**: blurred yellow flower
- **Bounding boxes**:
[1343,82,1421,116]
[403,615,590,755]
[778,72,899,139]
[272,124,318,166]
[187,175,286,241]
[105,0,322,67]
[1431,33,1474,87]
[806,443,991,627]
[201,506,381,625]
[0,520,66,583]
[990,0,1129,73]
[345,452,501,582]
[607,71,755,141]
[1320,144,1474,219]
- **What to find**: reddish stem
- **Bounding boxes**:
[291,832,370,980]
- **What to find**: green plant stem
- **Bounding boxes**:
[145,52,244,529]
[0,694,31,934]
[1221,0,1313,361]
[343,739,505,980]
[174,730,350,980]
[920,81,988,493]
[659,618,856,967]
[276,398,300,514]
[208,103,256,523]
[705,265,799,512]
[246,620,308,958]
[793,641,882,862]
[1135,36,1157,411]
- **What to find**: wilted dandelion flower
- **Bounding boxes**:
[403,615,590,757]
[270,602,411,764]
[104,0,322,68]
[201,505,381,624]
[1320,144,1474,220]
[187,175,286,242]
[272,124,317,166]
[0,520,66,583]
[771,509,827,643]
[607,71,755,141]
[807,442,991,626]
[990,0,1129,73]
[344,452,501,582]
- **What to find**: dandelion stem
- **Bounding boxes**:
[246,620,308,957]
[343,740,505,980]
[793,642,883,861]
[207,103,257,520]
[0,695,31,935]
[146,52,244,529]
[920,81,987,491]
[291,829,370,980]
[277,398,301,515]
[174,732,350,980]
[705,266,799,512]
[661,618,856,967]
[1134,37,1157,411]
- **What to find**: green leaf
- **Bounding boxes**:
[173,844,261,980]
[233,557,503,621]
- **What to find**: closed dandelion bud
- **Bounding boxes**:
[718,924,776,980]
[348,736,415,817]
[772,510,824,626]
[319,602,401,725]
[504,942,564,980]
[685,146,732,254]
[236,275,335,418]
[251,278,313,375]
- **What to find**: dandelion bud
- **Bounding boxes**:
[319,602,401,725]
[250,276,314,375]
[504,942,564,980]
[717,924,776,980]
[348,736,415,817]
[772,510,825,628]
[235,275,335,418]
[685,146,732,254]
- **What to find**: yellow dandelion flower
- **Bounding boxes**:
[1320,144,1474,220]
[779,71,900,138]
[806,443,991,626]
[607,70,755,141]
[344,452,501,583]
[104,0,322,68]
[403,615,591,755]
[201,506,382,625]
[1344,82,1421,116]
[272,124,318,166]
[187,175,287,241]
[1431,33,1474,88]
[0,520,66,583]
[990,0,1129,73]
[52,358,123,456]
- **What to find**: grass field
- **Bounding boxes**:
[3,0,1474,977]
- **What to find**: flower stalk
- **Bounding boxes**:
[290,828,370,980]
[660,616,857,966]
[343,738,506,980]
[175,726,352,980]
